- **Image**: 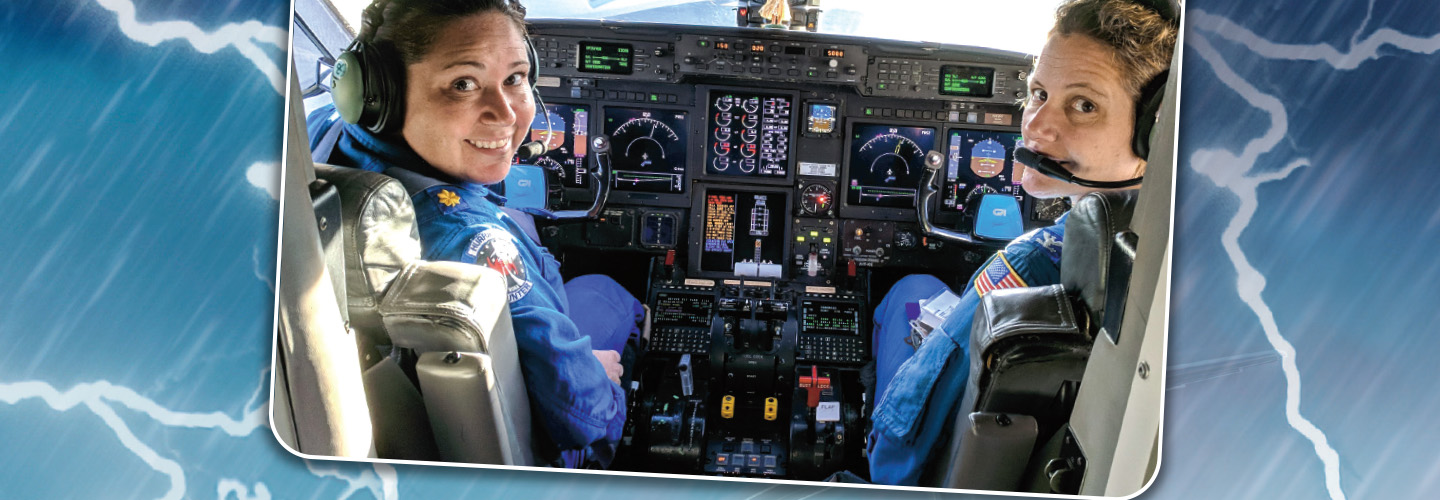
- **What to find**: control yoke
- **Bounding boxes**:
[545,135,614,220]
[917,149,975,244]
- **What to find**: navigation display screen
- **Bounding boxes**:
[604,107,687,193]
[801,300,861,336]
[578,41,633,75]
[846,124,936,209]
[706,91,794,178]
[940,65,994,97]
[520,103,589,188]
[943,128,1025,212]
[700,189,788,278]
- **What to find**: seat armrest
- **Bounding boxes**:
[378,261,510,354]
[379,261,533,465]
[417,351,534,466]
[962,284,1088,420]
[935,285,1087,489]
[972,285,1082,354]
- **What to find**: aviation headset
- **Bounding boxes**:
[330,0,542,136]
[1017,0,1179,189]
[1129,0,1177,161]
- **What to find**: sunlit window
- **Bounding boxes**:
[325,0,1063,56]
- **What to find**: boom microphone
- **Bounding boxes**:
[1014,147,1143,189]
[514,140,547,161]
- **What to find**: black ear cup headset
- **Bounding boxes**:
[1014,0,1178,189]
[330,0,549,159]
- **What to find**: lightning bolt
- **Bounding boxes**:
[0,375,265,500]
[0,3,398,500]
[1186,29,1342,500]
[0,371,397,499]
[1189,8,1440,498]
[92,0,288,95]
[1189,9,1440,70]
[306,461,399,500]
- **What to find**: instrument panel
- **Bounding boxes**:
[518,20,1075,481]
[526,21,1067,283]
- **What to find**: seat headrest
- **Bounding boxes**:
[1059,190,1140,332]
[314,164,422,345]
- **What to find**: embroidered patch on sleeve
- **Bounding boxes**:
[973,252,1028,297]
[464,227,533,302]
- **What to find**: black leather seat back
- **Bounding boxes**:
[1060,190,1140,336]
[314,164,421,351]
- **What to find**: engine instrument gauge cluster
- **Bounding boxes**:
[706,91,794,179]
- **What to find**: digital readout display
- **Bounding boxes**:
[579,41,633,75]
[701,190,787,278]
[801,300,861,336]
[939,65,995,97]
[653,292,713,328]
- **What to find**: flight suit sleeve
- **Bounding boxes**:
[867,240,1060,485]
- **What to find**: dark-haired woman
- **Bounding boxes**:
[307,0,636,468]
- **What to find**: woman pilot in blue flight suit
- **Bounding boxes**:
[866,0,1177,485]
[306,0,641,468]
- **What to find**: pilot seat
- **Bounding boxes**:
[310,162,535,466]
[937,189,1140,492]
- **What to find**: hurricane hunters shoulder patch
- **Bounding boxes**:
[464,227,533,302]
[973,252,1027,297]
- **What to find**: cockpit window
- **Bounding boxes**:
[322,0,1064,56]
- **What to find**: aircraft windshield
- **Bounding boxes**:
[325,0,1064,56]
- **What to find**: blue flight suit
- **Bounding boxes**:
[867,215,1066,486]
[307,105,641,468]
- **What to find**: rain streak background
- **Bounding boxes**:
[2,0,1439,498]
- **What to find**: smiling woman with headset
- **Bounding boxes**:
[306,0,642,469]
[864,0,1177,486]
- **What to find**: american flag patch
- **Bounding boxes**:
[973,253,1027,296]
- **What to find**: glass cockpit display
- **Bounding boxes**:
[520,103,589,188]
[846,124,936,209]
[706,92,793,178]
[942,129,1025,212]
[605,107,688,193]
[807,104,836,134]
[700,189,788,278]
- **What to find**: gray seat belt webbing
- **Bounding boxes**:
[384,166,541,245]
[312,119,345,164]
[382,166,445,196]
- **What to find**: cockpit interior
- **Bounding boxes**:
[274,1,1175,496]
